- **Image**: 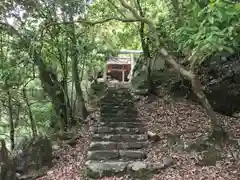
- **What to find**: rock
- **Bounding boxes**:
[147,131,161,142]
[117,142,148,149]
[87,150,119,160]
[197,147,221,166]
[92,134,147,142]
[168,52,240,117]
[162,156,174,167]
[0,158,17,180]
[97,127,145,134]
[119,150,147,160]
[99,122,142,128]
[147,156,174,170]
[89,141,117,151]
[128,161,147,171]
[86,160,128,178]
[13,136,52,177]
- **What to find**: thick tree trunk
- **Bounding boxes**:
[191,77,227,140]
[72,56,88,120]
[33,51,69,130]
[7,90,14,150]
[136,0,155,94]
[69,15,88,120]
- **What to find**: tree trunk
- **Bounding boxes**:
[71,52,88,120]
[6,90,14,150]
[69,15,88,120]
[22,88,37,137]
[33,51,69,130]
[161,51,227,140]
[119,0,226,140]
[136,0,155,94]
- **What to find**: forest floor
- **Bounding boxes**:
[37,91,240,180]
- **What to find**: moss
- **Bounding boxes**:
[187,138,210,152]
[129,168,154,180]
[198,147,221,166]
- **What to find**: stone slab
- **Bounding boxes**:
[87,150,119,160]
[86,160,128,178]
[92,134,147,142]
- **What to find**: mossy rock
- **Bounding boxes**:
[186,136,212,152]
[197,147,221,166]
[129,168,154,180]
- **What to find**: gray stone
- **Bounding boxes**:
[13,136,52,175]
[121,134,147,142]
[117,142,148,149]
[97,127,145,134]
[147,156,174,170]
[97,127,111,133]
[92,134,121,141]
[127,158,174,172]
[162,156,174,167]
[128,161,147,171]
[119,150,146,160]
[99,122,142,128]
[101,117,137,122]
[87,150,119,160]
[92,134,147,142]
[89,141,117,151]
[86,160,128,178]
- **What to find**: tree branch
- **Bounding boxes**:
[118,0,159,47]
[44,17,140,29]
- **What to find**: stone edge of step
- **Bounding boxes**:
[89,141,148,150]
[87,150,147,161]
[86,157,174,178]
[92,134,148,142]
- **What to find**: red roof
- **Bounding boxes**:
[107,57,131,64]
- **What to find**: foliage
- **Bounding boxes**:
[161,0,240,66]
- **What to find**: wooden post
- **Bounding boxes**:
[129,53,134,81]
[103,63,108,82]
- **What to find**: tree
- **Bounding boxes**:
[116,0,227,139]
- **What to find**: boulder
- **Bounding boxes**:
[163,52,240,117]
[198,52,240,116]
[13,136,52,178]
[0,158,17,180]
[130,55,166,95]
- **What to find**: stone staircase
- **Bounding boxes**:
[86,87,148,178]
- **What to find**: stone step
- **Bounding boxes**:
[98,122,142,128]
[100,104,134,108]
[89,141,148,151]
[95,127,145,134]
[119,150,147,160]
[101,111,137,116]
[101,104,134,108]
[101,113,137,118]
[92,134,147,142]
[87,150,119,160]
[86,158,174,178]
[87,150,146,161]
[100,101,134,106]
[101,115,137,119]
[100,117,139,122]
[101,95,130,98]
[101,112,137,116]
[86,160,128,178]
[100,108,136,113]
